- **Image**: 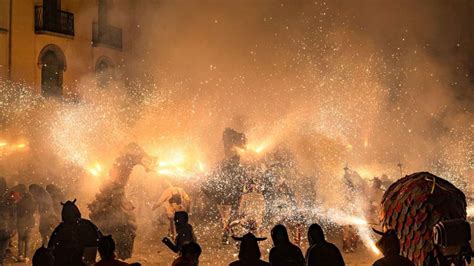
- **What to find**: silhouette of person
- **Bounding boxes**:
[162,211,196,253]
[45,184,66,218]
[305,223,345,266]
[13,184,36,263]
[372,229,413,266]
[229,232,270,266]
[32,247,54,266]
[48,199,102,266]
[269,224,304,266]
[0,187,17,265]
[172,241,201,266]
[29,184,59,246]
[95,235,141,266]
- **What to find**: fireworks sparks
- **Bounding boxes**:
[467,206,474,217]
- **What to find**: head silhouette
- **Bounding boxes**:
[98,235,116,260]
[271,224,290,246]
[308,223,325,245]
[174,211,189,228]
[32,247,54,266]
[233,232,266,261]
[61,199,81,224]
[375,229,400,256]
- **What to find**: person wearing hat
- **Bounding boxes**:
[230,232,270,266]
[305,223,345,266]
[372,229,414,266]
[48,199,102,266]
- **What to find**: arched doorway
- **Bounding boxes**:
[95,56,114,89]
[38,44,66,97]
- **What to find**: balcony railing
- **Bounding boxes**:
[92,22,122,50]
[35,6,74,37]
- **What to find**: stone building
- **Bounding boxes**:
[0,0,139,98]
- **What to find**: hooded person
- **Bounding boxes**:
[12,184,36,263]
[372,229,414,266]
[305,223,345,266]
[269,224,304,266]
[229,232,270,266]
[48,199,102,266]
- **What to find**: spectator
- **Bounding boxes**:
[32,247,54,266]
[269,224,304,266]
[95,235,141,266]
[45,184,66,218]
[162,211,196,253]
[229,232,269,266]
[372,229,414,266]
[0,187,16,265]
[305,223,345,266]
[29,184,58,246]
[172,241,201,266]
[13,184,36,263]
[48,199,102,266]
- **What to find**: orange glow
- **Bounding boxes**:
[88,163,103,177]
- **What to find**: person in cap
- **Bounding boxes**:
[48,199,102,266]
[305,223,345,266]
[269,224,304,266]
[229,232,270,266]
[372,229,414,266]
[172,241,201,266]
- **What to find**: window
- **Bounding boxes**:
[38,44,66,97]
[95,57,114,89]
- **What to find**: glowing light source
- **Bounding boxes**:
[88,163,103,177]
[17,143,26,149]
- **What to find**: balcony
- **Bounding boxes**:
[92,22,122,50]
[35,6,74,37]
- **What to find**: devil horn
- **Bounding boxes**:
[72,199,77,203]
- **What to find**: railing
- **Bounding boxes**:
[35,6,74,37]
[92,22,122,50]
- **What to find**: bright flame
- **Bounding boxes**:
[0,142,7,147]
[364,138,369,148]
[88,163,103,177]
[16,143,26,149]
[198,161,205,172]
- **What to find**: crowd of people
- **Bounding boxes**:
[0,174,413,266]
